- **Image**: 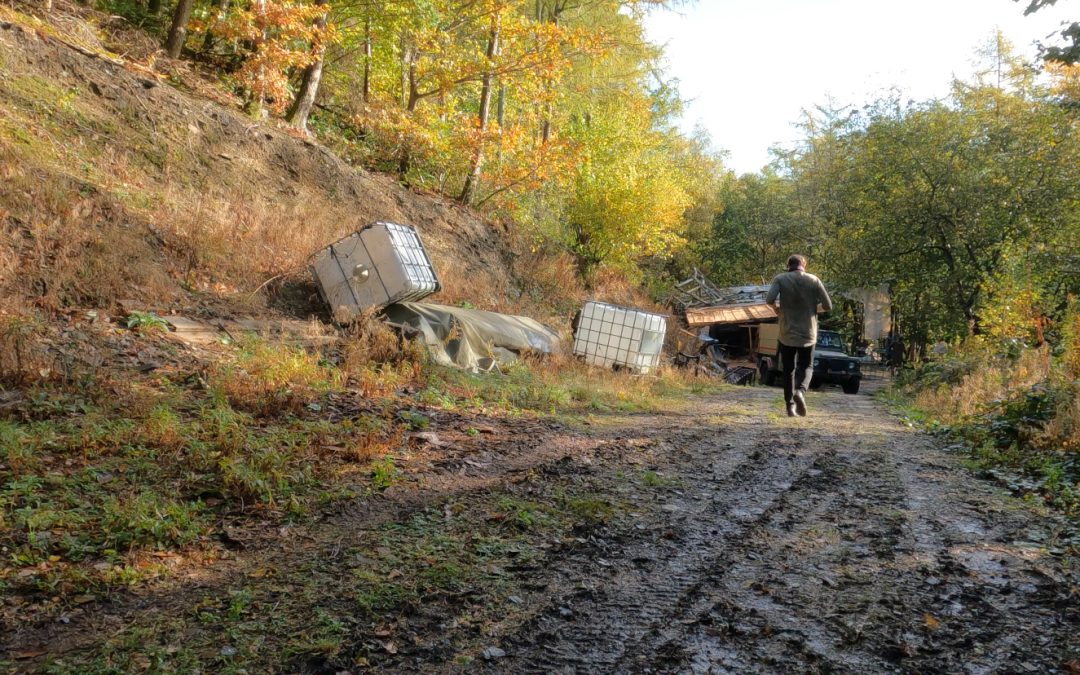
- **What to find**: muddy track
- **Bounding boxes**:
[473,386,1079,674]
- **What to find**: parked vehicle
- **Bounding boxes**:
[756,324,862,394]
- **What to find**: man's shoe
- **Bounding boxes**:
[786,402,797,417]
[793,390,807,417]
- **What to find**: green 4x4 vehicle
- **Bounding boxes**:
[756,325,862,394]
[810,330,862,394]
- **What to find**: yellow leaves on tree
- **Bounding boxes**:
[470,123,578,206]
[565,94,694,276]
[303,1,725,277]
[466,18,600,199]
[337,0,604,196]
[1046,60,1080,101]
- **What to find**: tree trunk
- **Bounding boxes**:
[286,53,326,132]
[398,39,418,177]
[164,0,195,58]
[496,84,505,127]
[537,2,560,143]
[362,14,372,102]
[286,0,329,132]
[460,17,500,204]
[399,30,408,109]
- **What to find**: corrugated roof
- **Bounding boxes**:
[685,303,777,327]
[713,285,771,303]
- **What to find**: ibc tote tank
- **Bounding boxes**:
[572,301,667,374]
[309,222,441,322]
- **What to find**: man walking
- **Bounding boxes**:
[765,255,833,417]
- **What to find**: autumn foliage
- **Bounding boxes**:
[173,0,723,277]
[193,0,331,114]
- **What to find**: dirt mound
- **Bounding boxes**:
[0,13,523,321]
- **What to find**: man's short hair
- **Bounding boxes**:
[787,254,807,271]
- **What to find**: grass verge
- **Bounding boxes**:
[415,353,725,420]
[885,338,1079,536]
[27,476,630,672]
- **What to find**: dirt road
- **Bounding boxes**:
[6,382,1078,673]
[443,384,1079,673]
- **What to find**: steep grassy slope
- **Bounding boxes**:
[0,14,531,324]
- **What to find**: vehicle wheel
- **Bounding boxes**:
[759,359,775,386]
[843,378,861,394]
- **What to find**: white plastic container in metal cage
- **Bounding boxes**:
[310,222,441,322]
[572,301,667,374]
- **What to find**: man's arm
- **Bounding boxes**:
[817,279,833,313]
[765,277,780,310]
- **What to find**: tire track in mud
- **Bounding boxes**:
[492,409,829,672]
[617,391,1078,674]
[627,431,909,673]
[485,388,1079,674]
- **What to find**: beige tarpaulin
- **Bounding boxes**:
[382,302,562,372]
[844,286,892,340]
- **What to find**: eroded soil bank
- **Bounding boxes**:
[4,382,1078,673]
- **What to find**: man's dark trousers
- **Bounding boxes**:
[779,342,814,404]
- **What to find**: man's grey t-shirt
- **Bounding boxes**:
[765,270,833,348]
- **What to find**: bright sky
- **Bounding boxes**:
[644,0,1076,174]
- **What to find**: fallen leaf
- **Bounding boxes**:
[923,613,940,631]
[412,431,448,448]
[131,653,151,670]
[482,646,506,660]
